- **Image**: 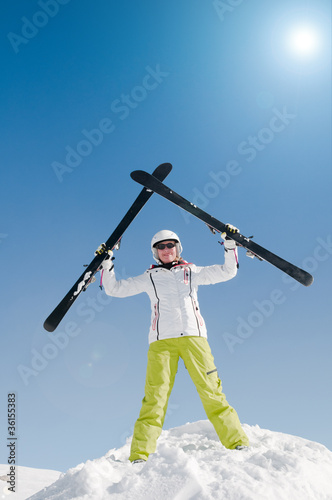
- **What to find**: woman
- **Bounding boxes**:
[97,226,249,463]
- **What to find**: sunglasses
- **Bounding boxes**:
[155,242,176,250]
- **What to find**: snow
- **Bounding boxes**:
[0,465,60,500]
[3,420,332,500]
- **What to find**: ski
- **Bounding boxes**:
[130,170,314,287]
[43,163,173,332]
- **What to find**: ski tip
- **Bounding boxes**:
[130,169,144,178]
[156,162,172,173]
[303,273,314,287]
[130,170,147,184]
[131,163,172,183]
[43,319,56,332]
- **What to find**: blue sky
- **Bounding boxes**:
[1,0,331,473]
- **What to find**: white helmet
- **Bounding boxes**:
[151,230,183,263]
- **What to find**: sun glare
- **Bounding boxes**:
[288,26,320,57]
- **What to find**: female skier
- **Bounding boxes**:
[96,225,249,463]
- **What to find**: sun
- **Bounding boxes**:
[287,25,320,57]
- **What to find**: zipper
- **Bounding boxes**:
[152,303,159,331]
[149,274,160,340]
[188,268,202,336]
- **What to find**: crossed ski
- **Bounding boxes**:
[44,163,313,333]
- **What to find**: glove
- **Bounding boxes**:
[95,243,114,271]
[221,224,239,250]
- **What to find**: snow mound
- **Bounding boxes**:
[29,421,332,500]
[0,465,60,500]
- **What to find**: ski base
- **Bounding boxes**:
[43,163,172,332]
[130,170,313,287]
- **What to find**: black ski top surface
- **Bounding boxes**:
[130,170,314,287]
[43,163,172,332]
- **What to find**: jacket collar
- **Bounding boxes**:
[150,259,191,270]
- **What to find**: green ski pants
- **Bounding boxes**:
[129,337,249,462]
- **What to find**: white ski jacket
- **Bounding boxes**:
[102,248,238,344]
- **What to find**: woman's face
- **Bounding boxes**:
[156,240,177,264]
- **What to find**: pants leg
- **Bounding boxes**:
[129,340,179,462]
[180,337,249,449]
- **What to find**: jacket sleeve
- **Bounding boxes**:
[193,247,238,286]
[102,267,148,297]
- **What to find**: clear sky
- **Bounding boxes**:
[1,0,331,472]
